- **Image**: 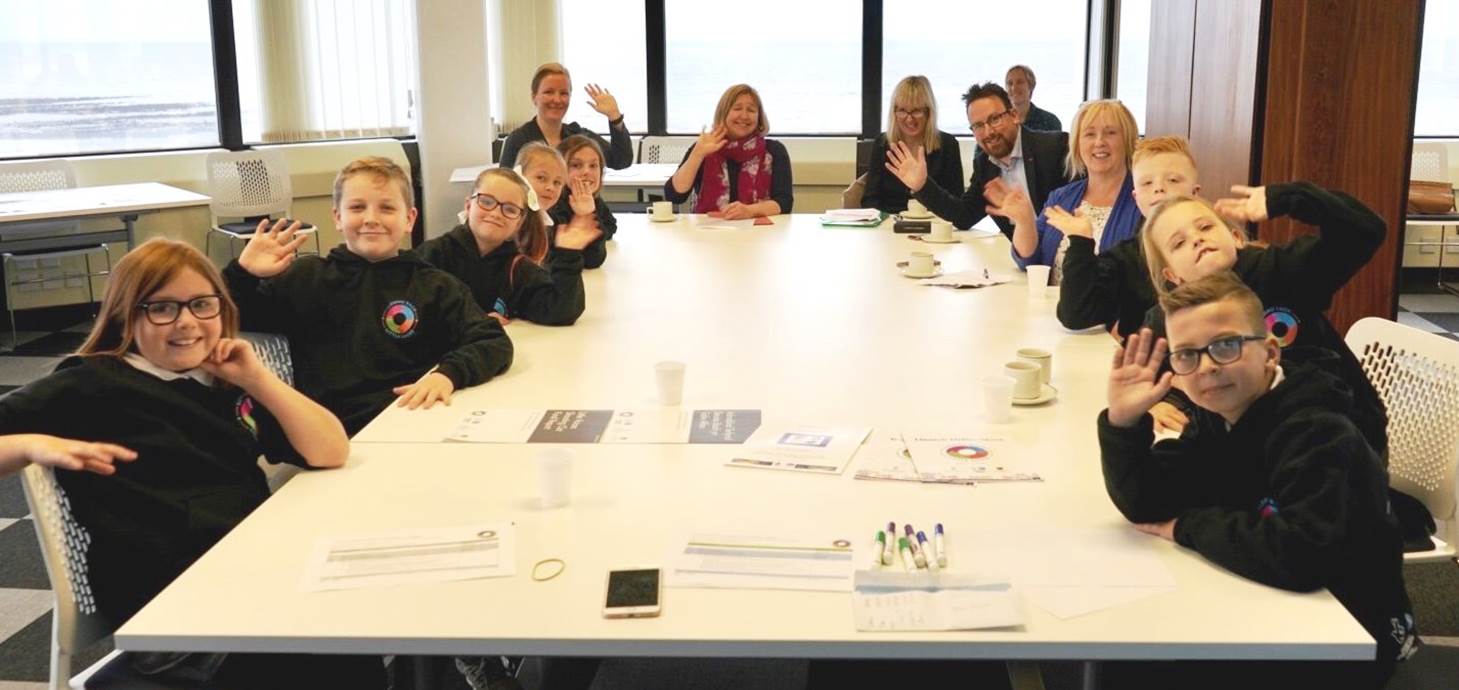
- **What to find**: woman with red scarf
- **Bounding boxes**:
[664,84,794,219]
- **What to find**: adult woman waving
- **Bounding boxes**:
[663,84,793,219]
[863,75,963,213]
[499,62,634,170]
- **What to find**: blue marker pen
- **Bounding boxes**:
[904,524,927,568]
[917,530,938,572]
[935,523,948,567]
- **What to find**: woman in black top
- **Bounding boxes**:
[863,75,964,213]
[499,62,634,170]
[664,84,793,219]
[0,239,381,688]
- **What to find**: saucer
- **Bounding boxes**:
[900,266,943,279]
[649,215,677,223]
[1011,383,1058,406]
[896,258,942,269]
[900,212,935,221]
[921,234,960,244]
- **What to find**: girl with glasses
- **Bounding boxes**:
[863,75,964,214]
[417,167,597,326]
[0,239,382,688]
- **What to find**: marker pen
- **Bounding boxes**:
[897,537,914,572]
[873,531,887,569]
[884,522,897,564]
[935,523,948,567]
[904,524,927,568]
[917,530,938,572]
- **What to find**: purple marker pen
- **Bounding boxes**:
[904,524,926,568]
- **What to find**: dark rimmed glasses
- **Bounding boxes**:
[471,193,525,220]
[137,295,222,325]
[971,110,1013,134]
[1168,335,1267,375]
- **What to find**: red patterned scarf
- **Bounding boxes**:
[694,135,773,213]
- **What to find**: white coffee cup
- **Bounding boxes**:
[930,220,954,241]
[907,199,929,217]
[647,201,674,220]
[907,251,935,275]
[1026,265,1051,299]
[981,375,1015,423]
[536,448,573,509]
[1017,348,1052,385]
[656,360,686,406]
[1003,361,1042,400]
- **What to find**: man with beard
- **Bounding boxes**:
[885,82,1070,240]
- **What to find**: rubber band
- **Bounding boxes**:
[532,558,566,582]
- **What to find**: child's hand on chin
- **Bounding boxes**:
[201,338,270,390]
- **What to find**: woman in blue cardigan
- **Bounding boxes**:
[987,99,1142,285]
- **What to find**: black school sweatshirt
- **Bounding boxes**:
[548,194,617,269]
[416,224,586,325]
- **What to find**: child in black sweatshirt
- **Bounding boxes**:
[548,134,617,268]
[418,167,594,325]
[225,157,513,435]
[0,238,382,688]
[1099,273,1416,688]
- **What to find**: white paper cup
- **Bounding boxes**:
[930,220,953,241]
[655,360,686,406]
[907,199,928,216]
[1017,348,1052,385]
[1026,265,1051,299]
[647,201,674,220]
[907,251,935,274]
[982,375,1015,423]
[536,448,573,509]
[1003,361,1042,400]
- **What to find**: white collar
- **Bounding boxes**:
[123,352,214,386]
[1268,365,1286,391]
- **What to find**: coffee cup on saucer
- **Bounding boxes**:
[647,201,674,222]
[905,251,935,276]
[905,199,931,218]
[1003,361,1042,401]
[929,220,954,242]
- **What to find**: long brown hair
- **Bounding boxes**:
[77,238,240,358]
[472,167,548,263]
[558,134,605,196]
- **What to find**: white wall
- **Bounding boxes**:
[414,0,493,238]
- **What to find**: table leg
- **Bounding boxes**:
[410,655,442,690]
[1006,661,1047,690]
[1081,660,1101,690]
[122,213,137,251]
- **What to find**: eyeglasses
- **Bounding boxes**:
[970,110,1013,134]
[1168,335,1267,375]
[471,193,525,220]
[137,295,222,326]
[894,107,928,119]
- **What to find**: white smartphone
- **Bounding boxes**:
[602,567,662,618]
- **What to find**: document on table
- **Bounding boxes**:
[726,424,872,475]
[903,432,1041,483]
[974,525,1177,619]
[669,530,859,592]
[445,408,761,444]
[852,434,929,483]
[303,523,515,592]
[852,571,1025,631]
[919,270,1014,289]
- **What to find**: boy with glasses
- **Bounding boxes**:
[225,156,513,435]
[1098,272,1417,688]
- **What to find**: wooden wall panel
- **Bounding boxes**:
[1187,0,1263,204]
[1257,0,1422,331]
[1144,0,1197,137]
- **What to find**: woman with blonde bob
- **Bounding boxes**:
[665,83,794,219]
[0,239,378,688]
[863,75,963,213]
[988,99,1142,284]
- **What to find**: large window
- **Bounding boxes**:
[1415,0,1459,137]
[1115,0,1150,134]
[0,1,218,158]
[882,2,1087,136]
[665,0,861,134]
[561,0,648,133]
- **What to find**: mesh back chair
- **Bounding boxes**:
[1346,317,1459,563]
[204,149,319,260]
[0,160,112,352]
[1411,141,1451,184]
[638,137,696,209]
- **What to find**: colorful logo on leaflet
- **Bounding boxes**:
[1264,307,1299,348]
[944,444,989,460]
[236,394,258,437]
[382,300,419,339]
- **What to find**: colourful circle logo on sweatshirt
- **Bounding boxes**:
[382,300,419,339]
[236,394,258,438]
[1264,307,1299,348]
[944,444,989,460]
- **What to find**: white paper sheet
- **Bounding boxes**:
[903,433,1040,483]
[600,409,691,443]
[971,525,1177,619]
[852,434,928,483]
[919,270,1014,289]
[303,523,516,592]
[668,530,860,592]
[852,571,1024,631]
[445,409,544,443]
[726,424,872,475]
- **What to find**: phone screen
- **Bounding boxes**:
[605,569,660,608]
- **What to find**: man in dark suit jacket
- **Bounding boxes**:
[885,82,1070,241]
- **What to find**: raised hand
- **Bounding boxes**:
[1213,185,1269,223]
[237,218,309,278]
[1149,401,1189,435]
[584,84,621,121]
[883,141,929,194]
[567,178,596,217]
[200,338,270,391]
[21,434,136,475]
[986,184,1037,229]
[693,126,727,158]
[393,371,455,410]
[1107,328,1175,428]
[1044,205,1095,239]
[554,214,603,250]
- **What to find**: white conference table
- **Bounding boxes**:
[0,182,210,253]
[115,215,1373,674]
[450,163,677,191]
